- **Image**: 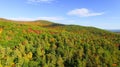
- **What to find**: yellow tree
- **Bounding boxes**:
[0,28,3,34]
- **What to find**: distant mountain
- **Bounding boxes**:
[0,18,120,67]
[109,30,120,33]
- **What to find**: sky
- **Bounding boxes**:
[0,0,120,29]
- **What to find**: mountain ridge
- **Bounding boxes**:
[0,18,120,67]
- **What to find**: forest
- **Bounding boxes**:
[0,18,120,67]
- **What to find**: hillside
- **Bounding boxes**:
[0,18,120,67]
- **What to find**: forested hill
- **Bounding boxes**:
[0,18,120,67]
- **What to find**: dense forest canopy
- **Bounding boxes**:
[0,18,120,67]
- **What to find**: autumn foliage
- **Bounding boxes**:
[0,19,120,67]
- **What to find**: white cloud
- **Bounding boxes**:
[38,17,64,20]
[27,0,54,3]
[7,17,64,21]
[67,8,104,17]
[8,17,35,21]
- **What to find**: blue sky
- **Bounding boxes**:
[0,0,120,29]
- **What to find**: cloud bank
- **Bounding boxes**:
[67,8,104,17]
[7,17,64,21]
